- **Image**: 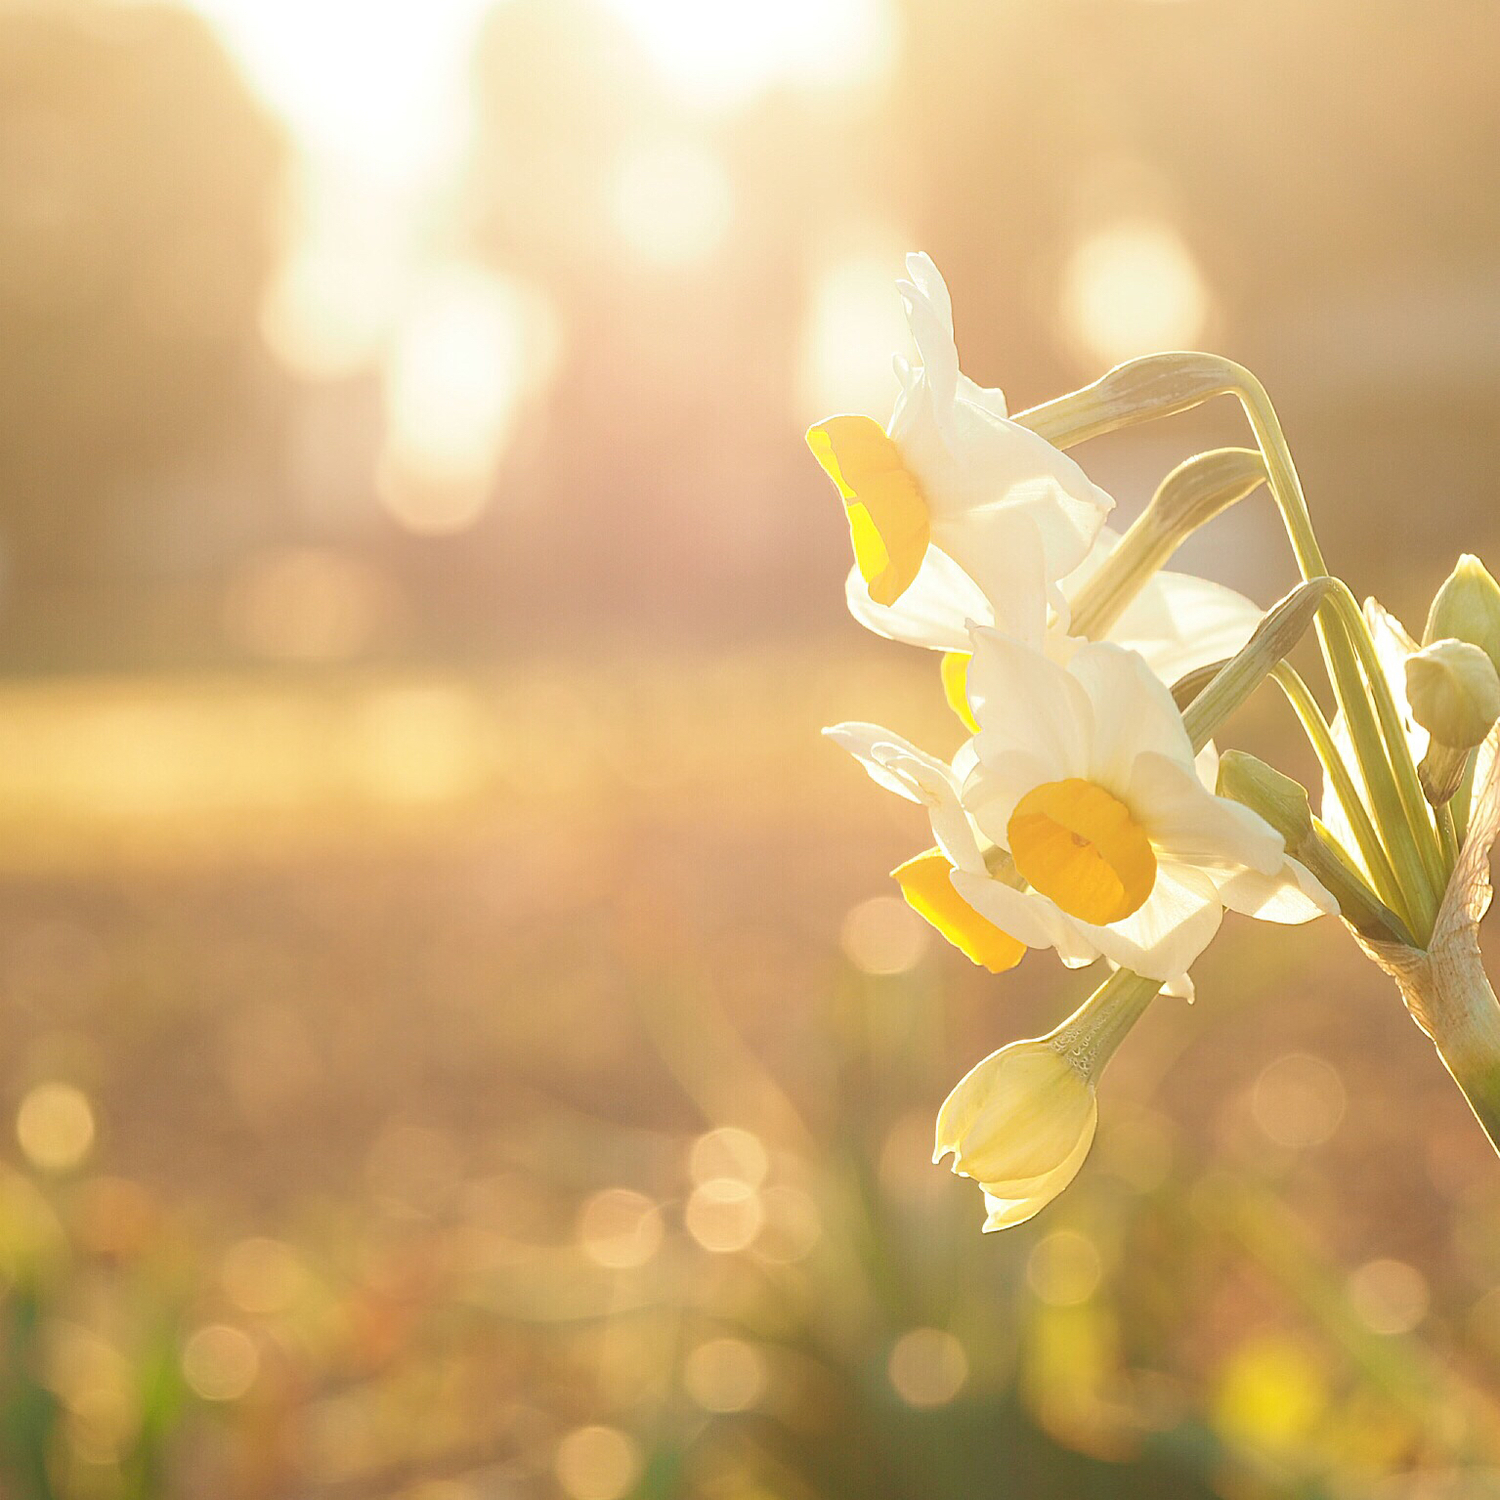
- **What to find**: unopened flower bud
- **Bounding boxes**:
[934,971,1156,1231]
[933,1039,1096,1231]
[1407,638,1500,805]
[1423,554,1500,669]
[1215,750,1312,847]
[1407,640,1500,751]
[1179,578,1333,752]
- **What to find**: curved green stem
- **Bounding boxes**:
[1050,968,1161,1076]
[1224,369,1443,936]
[1270,663,1408,925]
[1323,581,1445,926]
[1455,749,1479,845]
[1069,447,1266,641]
[1017,352,1443,941]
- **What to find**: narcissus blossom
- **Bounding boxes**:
[829,632,1334,988]
[960,631,1335,980]
[845,526,1265,695]
[807,254,1113,618]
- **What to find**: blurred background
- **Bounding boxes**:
[0,0,1499,1495]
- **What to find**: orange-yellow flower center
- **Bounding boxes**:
[892,849,1025,974]
[806,415,930,607]
[1007,779,1155,924]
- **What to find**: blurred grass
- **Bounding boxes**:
[0,654,1496,1498]
[0,648,947,870]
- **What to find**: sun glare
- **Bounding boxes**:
[613,141,734,267]
[1061,218,1211,368]
[378,265,558,533]
[259,169,410,380]
[598,0,896,108]
[187,0,497,384]
[798,236,916,420]
[183,0,491,176]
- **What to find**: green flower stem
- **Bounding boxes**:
[1269,663,1410,925]
[1438,801,1461,872]
[1013,355,1322,575]
[1365,932,1500,1159]
[1049,968,1161,1078]
[1455,749,1479,845]
[1179,579,1332,753]
[1437,969,1500,1160]
[1323,581,1446,926]
[1069,447,1266,642]
[1215,747,1410,944]
[1016,353,1443,942]
[1221,370,1444,940]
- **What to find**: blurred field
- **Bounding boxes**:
[0,656,1495,1497]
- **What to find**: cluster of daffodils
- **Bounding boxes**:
[812,256,1500,1232]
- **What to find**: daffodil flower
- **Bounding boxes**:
[828,634,1334,990]
[815,298,1500,1230]
[806,254,1113,618]
[848,525,1267,731]
[959,631,1335,982]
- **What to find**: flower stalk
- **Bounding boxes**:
[1018,352,1444,943]
[1177,578,1333,754]
[1069,446,1266,641]
[1049,967,1161,1076]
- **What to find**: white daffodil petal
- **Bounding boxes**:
[1212,858,1338,924]
[1162,970,1196,1002]
[1106,567,1265,686]
[931,510,1053,644]
[903,761,987,876]
[1085,862,1225,983]
[896,277,958,414]
[968,627,1093,777]
[903,252,953,329]
[1127,751,1285,875]
[1066,640,1198,788]
[890,390,1111,574]
[1054,528,1263,682]
[823,723,985,874]
[843,550,991,652]
[1194,740,1221,787]
[961,748,1060,850]
[949,869,1101,966]
[823,722,927,804]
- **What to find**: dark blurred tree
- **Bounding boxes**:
[0,0,285,585]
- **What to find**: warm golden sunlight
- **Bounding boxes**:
[0,2,1498,1497]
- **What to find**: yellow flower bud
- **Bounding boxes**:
[1424,554,1500,668]
[932,970,1157,1232]
[1405,639,1500,752]
[932,1040,1097,1229]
